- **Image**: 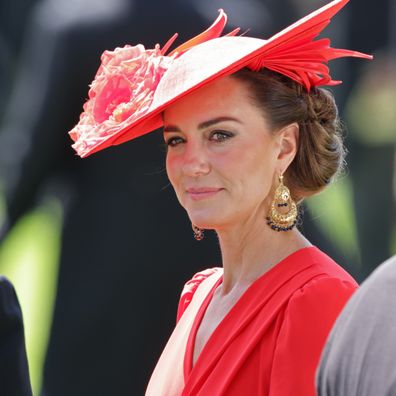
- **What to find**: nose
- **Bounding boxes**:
[181,141,210,177]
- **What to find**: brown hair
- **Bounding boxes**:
[232,68,345,201]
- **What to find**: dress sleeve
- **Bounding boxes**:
[176,268,220,323]
[269,276,357,396]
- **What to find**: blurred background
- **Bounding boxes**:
[0,0,394,394]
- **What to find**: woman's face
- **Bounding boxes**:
[163,75,291,231]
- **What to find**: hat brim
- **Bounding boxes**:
[78,0,371,157]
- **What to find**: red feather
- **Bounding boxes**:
[245,0,372,90]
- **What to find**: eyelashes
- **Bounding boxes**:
[165,130,235,147]
[165,136,185,147]
[210,130,234,142]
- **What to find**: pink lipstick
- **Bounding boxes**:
[186,187,223,201]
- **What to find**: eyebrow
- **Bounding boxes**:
[163,116,242,133]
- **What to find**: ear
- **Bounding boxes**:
[276,122,299,173]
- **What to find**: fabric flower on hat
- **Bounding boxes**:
[68,9,232,157]
[69,44,174,157]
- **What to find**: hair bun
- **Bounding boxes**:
[307,88,338,127]
[290,87,345,199]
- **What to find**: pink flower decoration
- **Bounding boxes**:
[69,44,173,157]
[68,10,238,157]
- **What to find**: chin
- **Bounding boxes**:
[187,210,226,230]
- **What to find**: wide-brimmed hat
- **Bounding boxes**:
[69,0,372,158]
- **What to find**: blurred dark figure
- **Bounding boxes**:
[0,34,10,119]
[0,0,351,394]
[0,0,40,56]
[0,0,41,122]
[0,276,32,396]
[345,0,395,281]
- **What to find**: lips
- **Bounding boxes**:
[186,187,223,201]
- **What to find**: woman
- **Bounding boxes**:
[68,0,371,394]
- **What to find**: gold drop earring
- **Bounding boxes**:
[192,224,204,241]
[266,175,298,232]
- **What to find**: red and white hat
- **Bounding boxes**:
[68,0,372,158]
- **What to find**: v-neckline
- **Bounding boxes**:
[183,246,316,379]
[184,272,223,378]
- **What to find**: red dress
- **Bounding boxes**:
[147,247,357,395]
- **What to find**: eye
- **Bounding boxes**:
[165,136,185,147]
[210,130,234,142]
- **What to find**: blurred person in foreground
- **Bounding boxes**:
[68,0,371,394]
[316,255,396,395]
[0,277,32,396]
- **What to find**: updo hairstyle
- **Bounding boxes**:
[232,68,345,201]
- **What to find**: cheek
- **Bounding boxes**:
[165,153,177,184]
[237,149,277,201]
[166,153,184,198]
[243,169,273,203]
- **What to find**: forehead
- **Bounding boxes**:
[163,75,257,124]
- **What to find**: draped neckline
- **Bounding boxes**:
[183,245,317,380]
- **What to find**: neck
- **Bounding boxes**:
[216,215,310,294]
